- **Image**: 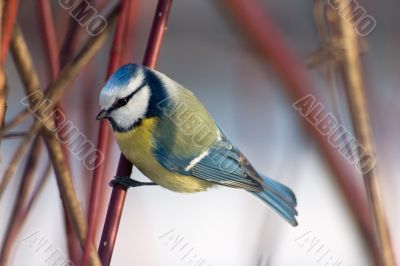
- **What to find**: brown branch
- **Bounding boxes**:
[98,1,174,265]
[219,0,381,264]
[23,161,52,216]
[0,122,41,198]
[8,26,102,266]
[37,1,81,264]
[335,1,396,265]
[0,9,117,198]
[42,130,101,266]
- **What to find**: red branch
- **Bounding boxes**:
[59,18,81,68]
[120,0,140,66]
[81,1,132,265]
[37,1,81,264]
[1,0,20,64]
[0,137,42,266]
[222,0,380,264]
[98,1,173,265]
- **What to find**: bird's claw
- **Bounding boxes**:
[109,176,158,188]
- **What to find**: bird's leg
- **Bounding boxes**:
[110,176,158,188]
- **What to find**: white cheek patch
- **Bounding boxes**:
[99,69,146,110]
[110,86,151,130]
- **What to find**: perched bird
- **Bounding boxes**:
[96,64,298,226]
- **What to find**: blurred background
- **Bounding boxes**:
[0,0,398,265]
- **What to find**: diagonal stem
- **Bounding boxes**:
[0,0,19,150]
[0,8,117,199]
[36,0,81,263]
[9,27,102,266]
[0,136,43,266]
[335,1,396,265]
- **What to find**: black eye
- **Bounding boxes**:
[115,97,128,108]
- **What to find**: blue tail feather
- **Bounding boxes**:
[253,175,298,226]
[261,175,297,207]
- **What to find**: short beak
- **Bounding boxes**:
[96,109,108,120]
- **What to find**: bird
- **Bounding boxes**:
[96,64,298,226]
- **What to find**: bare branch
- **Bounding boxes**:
[335,1,396,265]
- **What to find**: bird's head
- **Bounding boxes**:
[96,64,168,132]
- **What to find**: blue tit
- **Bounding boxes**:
[96,64,298,226]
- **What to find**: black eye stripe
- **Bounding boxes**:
[107,82,147,112]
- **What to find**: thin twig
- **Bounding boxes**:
[98,1,174,265]
[335,1,396,265]
[3,109,30,131]
[2,131,27,138]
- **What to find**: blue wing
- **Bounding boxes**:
[190,140,267,191]
[154,132,263,191]
[154,131,298,226]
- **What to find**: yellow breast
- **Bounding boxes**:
[114,117,212,193]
